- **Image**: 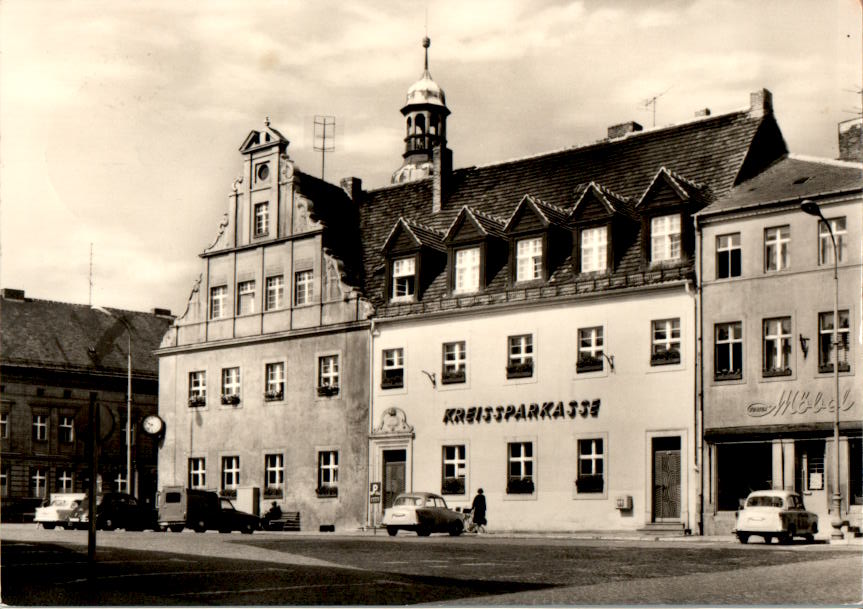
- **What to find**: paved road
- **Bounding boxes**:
[2,525,861,606]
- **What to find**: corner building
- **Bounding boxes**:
[157,125,372,531]
[362,43,789,533]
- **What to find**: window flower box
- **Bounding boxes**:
[506,477,535,495]
[316,485,338,498]
[575,474,604,494]
[762,367,792,378]
[381,369,404,389]
[819,363,850,374]
[441,370,466,385]
[264,389,284,401]
[576,355,604,373]
[714,369,742,381]
[650,349,681,366]
[441,477,466,495]
[317,385,339,397]
[188,395,207,407]
[220,394,241,405]
[506,361,534,379]
[263,486,284,499]
[221,488,237,498]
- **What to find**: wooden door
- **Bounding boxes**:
[383,449,406,509]
[652,437,681,521]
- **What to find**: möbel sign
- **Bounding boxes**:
[443,399,600,425]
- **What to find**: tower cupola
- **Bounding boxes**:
[392,37,451,184]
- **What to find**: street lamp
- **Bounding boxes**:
[800,199,843,540]
[93,306,133,498]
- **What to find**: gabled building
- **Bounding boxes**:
[0,289,172,521]
[156,123,373,531]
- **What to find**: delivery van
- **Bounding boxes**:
[157,486,259,533]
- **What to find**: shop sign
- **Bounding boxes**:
[369,482,381,504]
[443,399,600,425]
[746,389,856,418]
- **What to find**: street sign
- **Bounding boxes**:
[369,482,381,503]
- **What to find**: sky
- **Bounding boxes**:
[1,0,860,317]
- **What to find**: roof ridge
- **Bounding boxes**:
[530,195,571,216]
[465,205,507,226]
[403,217,446,235]
[0,296,166,318]
[661,166,704,191]
[787,153,863,169]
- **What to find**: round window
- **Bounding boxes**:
[257,163,270,181]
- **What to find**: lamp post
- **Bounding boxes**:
[93,306,133,498]
[800,199,843,540]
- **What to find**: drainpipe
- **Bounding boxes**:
[695,215,705,536]
[367,318,376,530]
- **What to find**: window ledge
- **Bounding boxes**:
[762,368,792,378]
[714,372,742,382]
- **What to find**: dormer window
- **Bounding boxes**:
[391,257,416,302]
[454,247,480,293]
[515,237,543,282]
[580,226,608,273]
[650,214,681,263]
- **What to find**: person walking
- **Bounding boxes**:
[471,488,487,534]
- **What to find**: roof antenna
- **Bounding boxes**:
[313,115,336,180]
[89,243,94,306]
[424,7,430,71]
[640,86,673,127]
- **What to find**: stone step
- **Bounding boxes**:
[637,522,687,536]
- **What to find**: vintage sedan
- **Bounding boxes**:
[34,493,86,530]
[67,492,159,531]
[734,490,818,544]
[382,492,465,537]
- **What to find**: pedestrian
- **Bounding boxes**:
[471,488,487,534]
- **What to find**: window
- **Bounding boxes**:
[651,318,681,366]
[188,458,206,489]
[442,341,467,384]
[577,327,604,372]
[441,445,466,495]
[265,362,285,400]
[210,285,227,319]
[382,348,404,389]
[59,416,75,443]
[391,257,416,301]
[1,465,8,497]
[763,317,792,377]
[265,454,284,497]
[237,280,255,315]
[714,322,743,381]
[265,275,284,311]
[255,162,269,182]
[317,355,340,396]
[317,451,339,496]
[294,270,313,306]
[221,367,241,405]
[507,334,534,378]
[32,414,48,441]
[716,233,741,279]
[1,413,8,439]
[221,456,240,496]
[650,214,681,263]
[516,237,543,282]
[764,226,790,272]
[189,371,207,406]
[819,217,847,265]
[819,311,850,373]
[57,470,74,493]
[454,247,480,293]
[254,203,269,237]
[581,226,608,273]
[507,442,534,494]
[576,438,604,494]
[30,468,47,498]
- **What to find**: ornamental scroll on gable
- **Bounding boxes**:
[371,407,414,438]
[293,194,322,233]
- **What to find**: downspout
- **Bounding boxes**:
[367,317,376,530]
[695,214,705,536]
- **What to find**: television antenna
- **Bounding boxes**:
[313,115,336,180]
[641,86,673,127]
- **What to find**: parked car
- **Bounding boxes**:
[382,492,465,537]
[67,492,158,531]
[734,489,818,544]
[34,493,86,530]
[157,486,259,534]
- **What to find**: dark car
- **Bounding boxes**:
[382,492,465,536]
[68,492,158,531]
[216,497,261,534]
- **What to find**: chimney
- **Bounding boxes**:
[151,307,173,318]
[694,108,711,117]
[1,288,25,301]
[339,177,363,202]
[838,118,863,163]
[749,88,773,117]
[432,145,451,214]
[607,121,643,140]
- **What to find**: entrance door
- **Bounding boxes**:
[652,437,681,521]
[382,449,406,510]
[796,441,827,518]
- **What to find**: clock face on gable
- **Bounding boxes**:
[142,415,164,436]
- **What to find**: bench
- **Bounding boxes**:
[262,511,300,531]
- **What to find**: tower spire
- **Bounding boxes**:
[423,36,430,71]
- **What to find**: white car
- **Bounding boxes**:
[734,490,818,544]
[34,493,86,530]
[382,492,465,537]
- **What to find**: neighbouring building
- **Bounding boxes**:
[695,153,862,536]
[360,41,789,533]
[0,289,172,521]
[156,123,373,531]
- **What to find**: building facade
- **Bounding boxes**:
[696,155,862,536]
[0,289,172,521]
[156,125,373,531]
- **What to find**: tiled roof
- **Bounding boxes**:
[572,182,636,219]
[698,155,863,217]
[359,107,785,313]
[1,295,173,377]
